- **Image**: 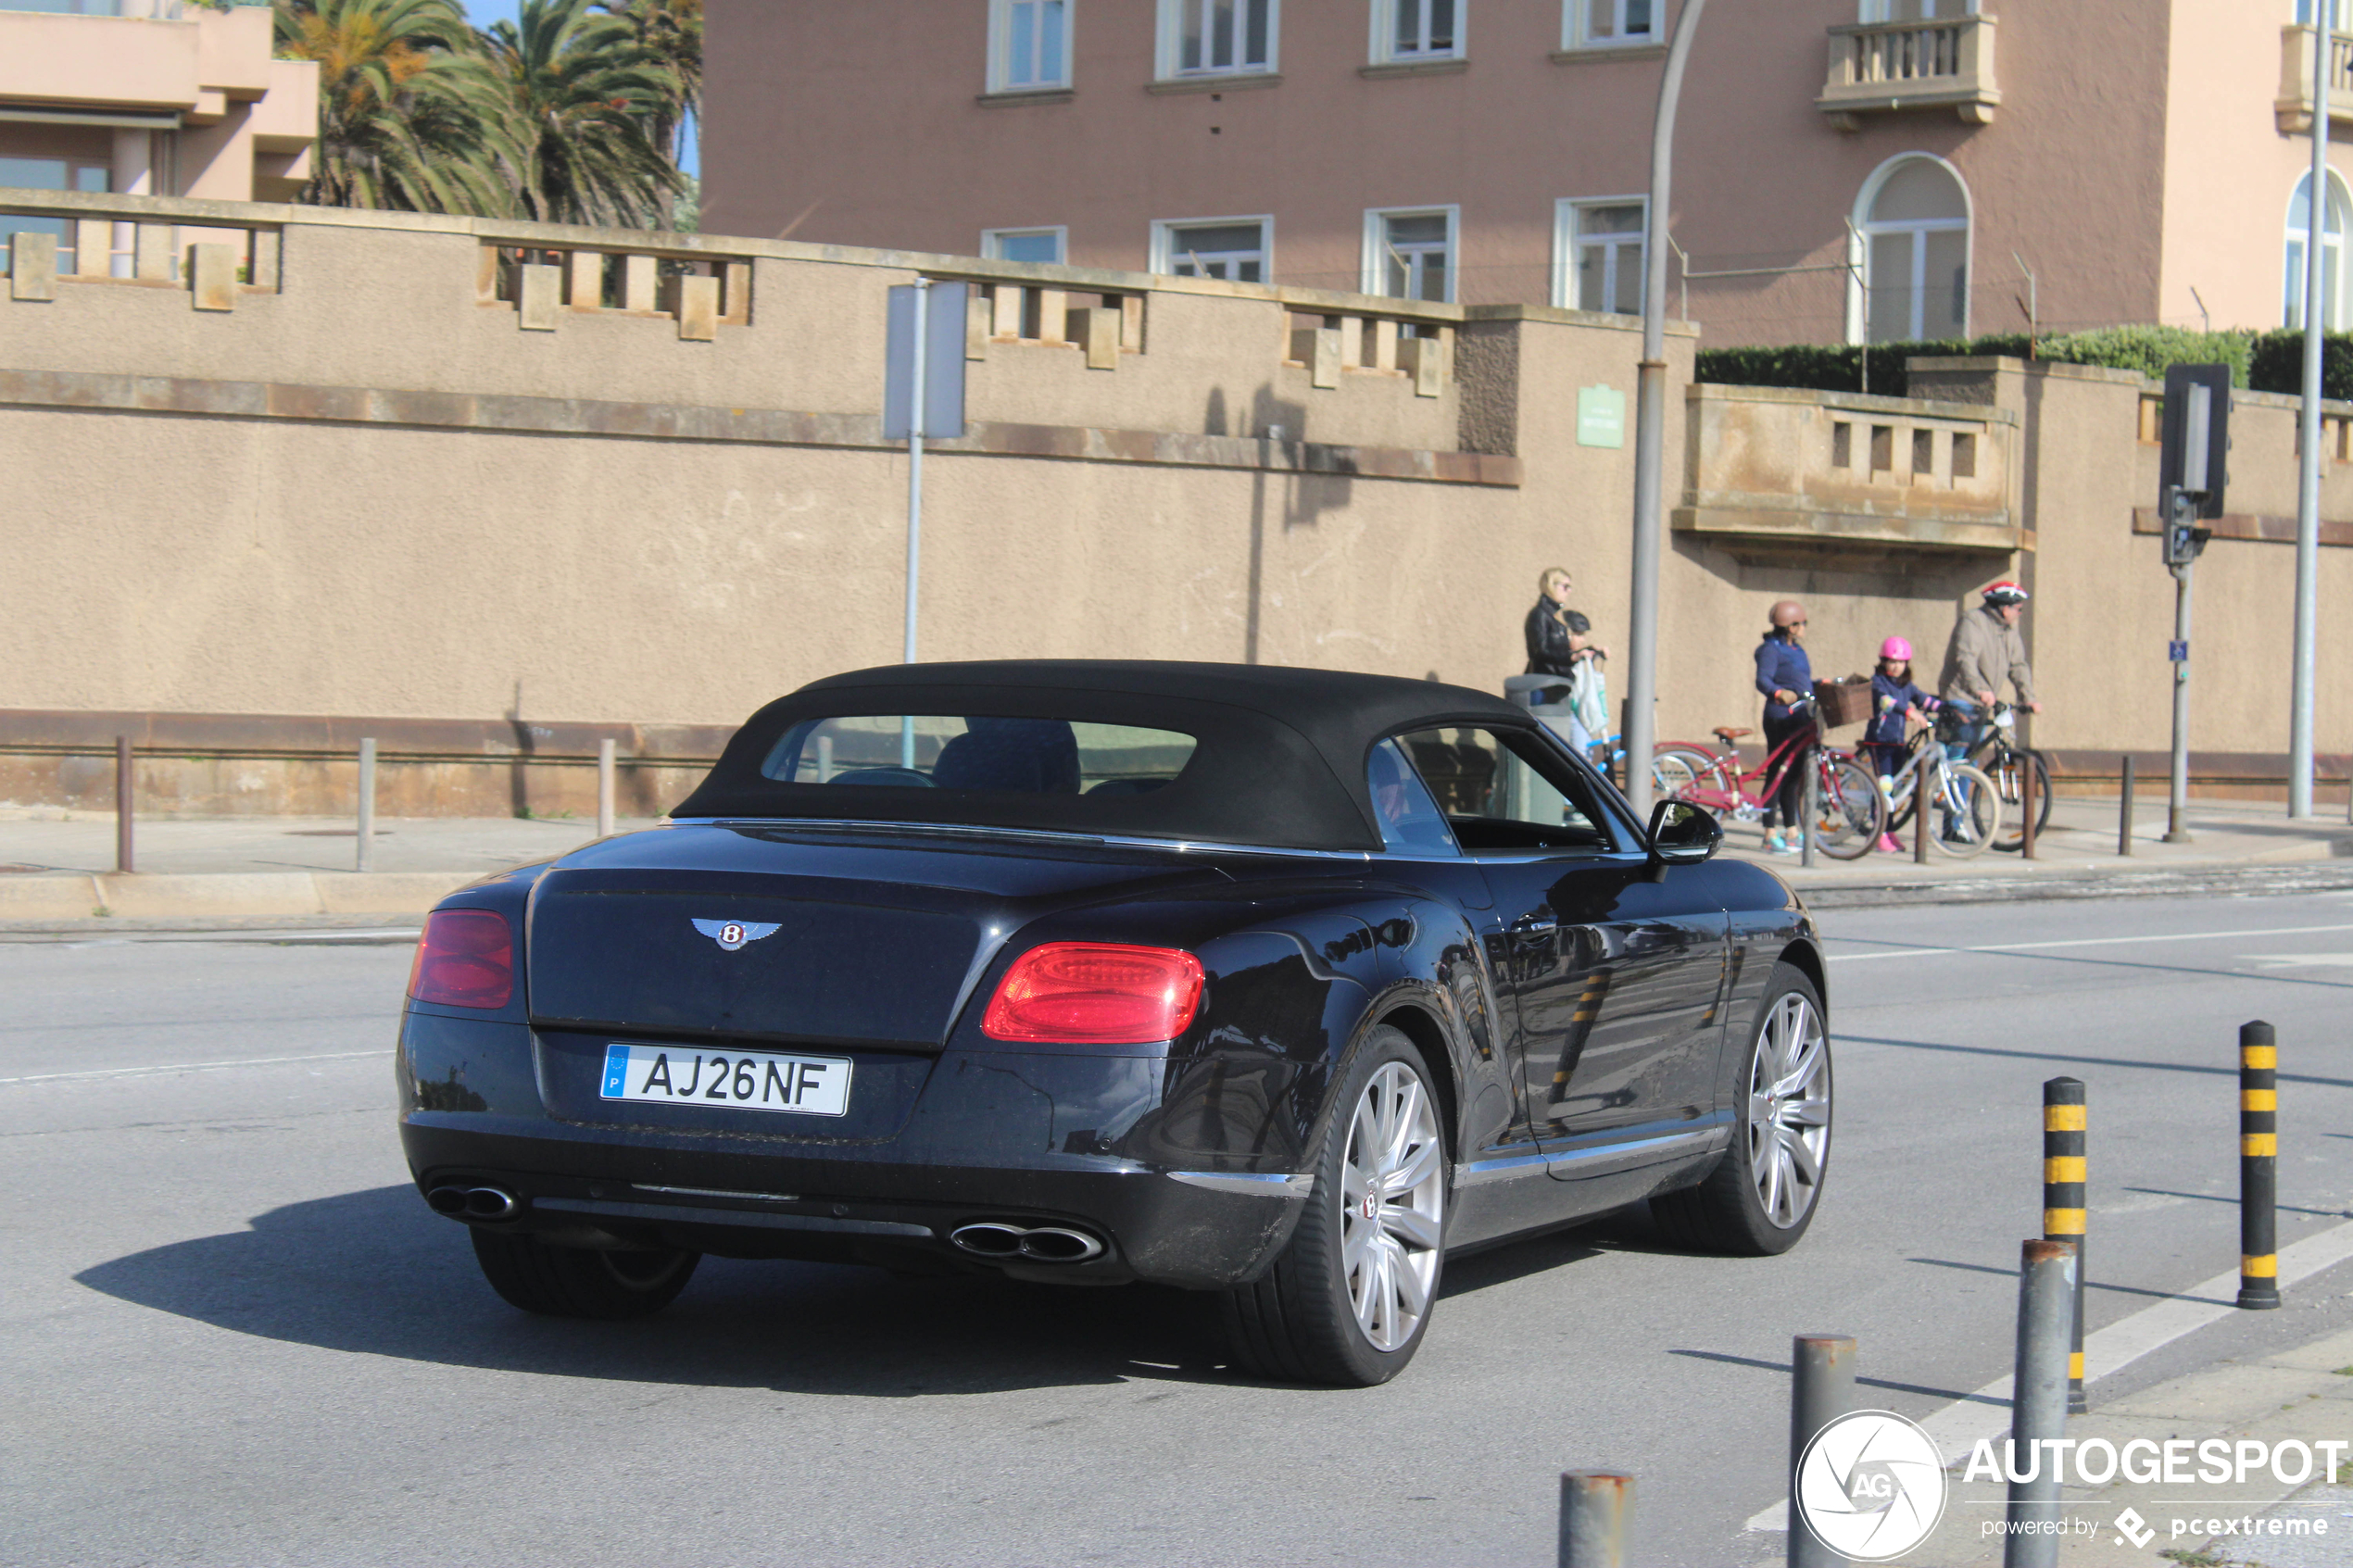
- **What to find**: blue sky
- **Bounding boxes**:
[460,0,698,177]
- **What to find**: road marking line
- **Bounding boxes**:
[1827,922,2353,962]
[1742,1216,2353,1532]
[0,1049,382,1085]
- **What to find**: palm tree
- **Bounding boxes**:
[482,0,682,230]
[594,0,700,171]
[274,0,517,216]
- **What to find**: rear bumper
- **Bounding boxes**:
[399,1115,1307,1290]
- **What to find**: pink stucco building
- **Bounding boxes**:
[0,0,316,273]
[705,1,2353,346]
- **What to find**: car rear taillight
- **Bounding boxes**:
[408,909,514,1010]
[981,943,1204,1045]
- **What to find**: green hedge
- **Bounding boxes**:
[2246,330,2353,399]
[1696,325,2256,398]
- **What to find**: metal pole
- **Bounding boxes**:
[1800,746,1818,868]
[2164,553,2195,844]
[2239,1020,2282,1310]
[2003,1239,2076,1568]
[1915,753,1931,863]
[2019,745,2037,859]
[2119,755,2134,856]
[356,737,375,873]
[1789,1334,1854,1568]
[114,734,133,875]
[2041,1078,2087,1414]
[2293,15,2330,819]
[597,737,616,838]
[1622,0,1710,824]
[902,277,929,769]
[1557,1473,1633,1568]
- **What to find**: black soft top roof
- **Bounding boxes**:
[670,659,1536,851]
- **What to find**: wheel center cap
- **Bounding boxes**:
[1360,1192,1380,1222]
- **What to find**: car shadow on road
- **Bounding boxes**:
[75,1184,1645,1395]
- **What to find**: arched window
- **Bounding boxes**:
[2284,169,2352,329]
[1853,155,1970,344]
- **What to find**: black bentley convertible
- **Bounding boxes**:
[398,661,1830,1385]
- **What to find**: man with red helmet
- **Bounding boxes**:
[1939,581,2041,759]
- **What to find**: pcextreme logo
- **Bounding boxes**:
[1794,1411,1948,1562]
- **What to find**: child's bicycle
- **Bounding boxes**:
[1652,697,1886,859]
[1871,720,2005,858]
[1968,702,2052,852]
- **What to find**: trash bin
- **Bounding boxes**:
[1504,674,1592,760]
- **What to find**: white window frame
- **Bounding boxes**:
[982,226,1070,265]
[2297,1,2349,29]
[1552,196,1646,315]
[1846,151,1972,345]
[1562,0,1658,51]
[988,0,1074,93]
[1370,0,1465,64]
[1362,206,1459,303]
[1150,215,1274,282]
[1156,0,1280,79]
[2284,169,2353,329]
[1856,0,1977,19]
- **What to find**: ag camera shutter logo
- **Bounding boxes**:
[1794,1410,1948,1562]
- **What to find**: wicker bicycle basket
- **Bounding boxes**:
[1810,676,1874,730]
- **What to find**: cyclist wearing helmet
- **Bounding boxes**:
[1867,636,1939,852]
[1940,580,2041,759]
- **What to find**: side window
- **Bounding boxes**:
[1395,726,1624,854]
[1366,738,1460,855]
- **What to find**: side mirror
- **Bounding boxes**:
[1646,799,1721,869]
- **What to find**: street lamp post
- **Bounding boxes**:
[2292,10,2330,817]
[1623,0,1710,823]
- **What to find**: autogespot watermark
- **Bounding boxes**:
[1793,1416,2348,1557]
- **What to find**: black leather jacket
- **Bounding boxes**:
[1524,597,1579,678]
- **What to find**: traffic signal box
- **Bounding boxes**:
[2158,364,2230,566]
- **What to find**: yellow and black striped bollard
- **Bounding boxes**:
[2043,1077,2088,1413]
[2238,1022,2281,1311]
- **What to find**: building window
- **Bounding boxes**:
[2285,170,2352,328]
[1365,207,1456,302]
[1160,0,1277,77]
[1857,0,1974,19]
[2296,1,2348,27]
[989,0,1071,92]
[1852,154,1969,344]
[1152,217,1270,282]
[1374,0,1461,62]
[1564,0,1655,49]
[984,227,1068,265]
[1554,198,1645,314]
[0,156,108,275]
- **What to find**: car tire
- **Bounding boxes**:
[1652,963,1831,1257]
[469,1228,700,1320]
[1219,1025,1448,1387]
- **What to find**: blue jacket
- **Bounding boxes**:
[1755,633,1812,722]
[1865,670,1938,746]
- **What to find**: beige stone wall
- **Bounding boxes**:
[0,193,2345,819]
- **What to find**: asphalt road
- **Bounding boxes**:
[6,889,2353,1567]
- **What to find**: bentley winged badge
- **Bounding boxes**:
[691,919,782,952]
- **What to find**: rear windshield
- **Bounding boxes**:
[760,715,1199,797]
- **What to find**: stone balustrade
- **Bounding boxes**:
[2274,24,2353,132]
[1818,13,2000,129]
[1281,305,1452,396]
[479,240,752,340]
[1677,382,2020,558]
[3,190,280,308]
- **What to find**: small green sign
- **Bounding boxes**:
[1577,384,1627,448]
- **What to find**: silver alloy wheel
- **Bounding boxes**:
[1340,1060,1445,1352]
[1745,993,1831,1229]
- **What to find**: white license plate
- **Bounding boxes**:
[599,1043,852,1117]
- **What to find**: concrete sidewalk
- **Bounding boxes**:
[0,794,2346,922]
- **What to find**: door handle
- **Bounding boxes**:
[1512,911,1559,936]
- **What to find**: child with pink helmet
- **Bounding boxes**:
[1865,636,1938,852]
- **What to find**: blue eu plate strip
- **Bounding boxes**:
[600,1044,631,1098]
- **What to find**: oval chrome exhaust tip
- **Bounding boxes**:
[1017,1226,1105,1262]
[425,1185,471,1216]
[950,1223,1026,1258]
[461,1186,518,1221]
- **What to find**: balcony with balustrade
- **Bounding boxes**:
[1817,14,2001,131]
[2276,24,2353,133]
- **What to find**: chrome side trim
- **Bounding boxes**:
[1542,1124,1731,1179]
[1453,1149,1554,1186]
[1165,1171,1315,1198]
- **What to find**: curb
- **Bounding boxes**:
[0,872,476,922]
[1793,862,2353,909]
